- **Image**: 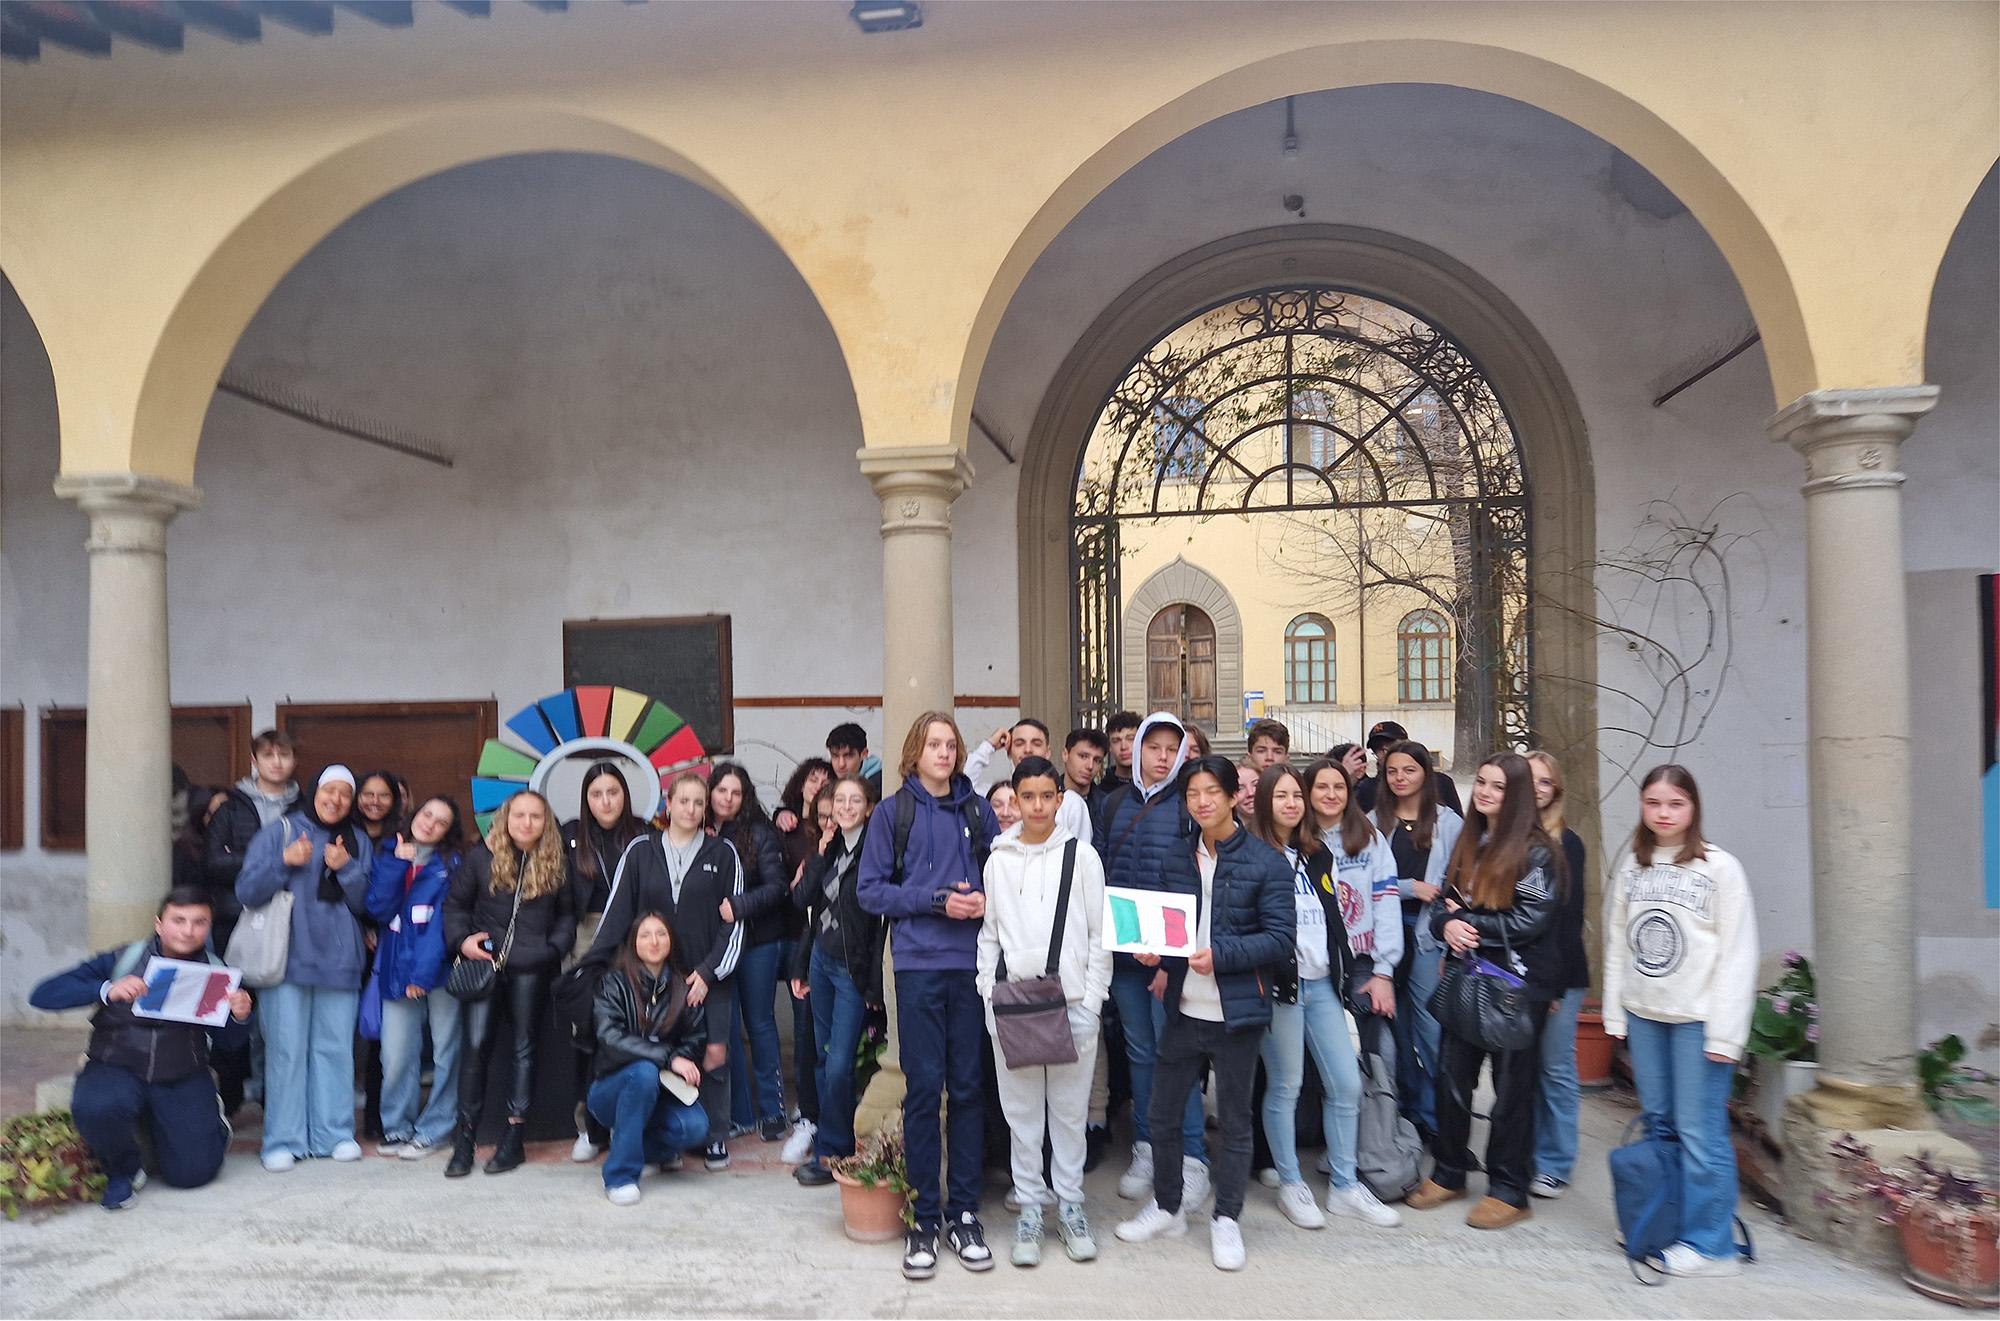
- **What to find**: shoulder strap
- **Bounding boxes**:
[492,867,529,970]
[1103,786,1162,871]
[960,797,992,871]
[111,940,152,982]
[889,790,918,886]
[1044,839,1078,978]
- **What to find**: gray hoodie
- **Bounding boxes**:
[235,774,299,827]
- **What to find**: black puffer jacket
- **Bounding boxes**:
[719,819,789,948]
[592,963,707,1078]
[1156,826,1296,1030]
[444,843,579,975]
[1430,843,1561,997]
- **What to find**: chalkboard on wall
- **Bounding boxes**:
[563,615,734,753]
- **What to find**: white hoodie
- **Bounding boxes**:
[1601,844,1760,1060]
[976,821,1112,1011]
[1131,712,1191,802]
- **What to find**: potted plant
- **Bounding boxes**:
[1827,1133,1999,1308]
[1575,998,1614,1088]
[827,1119,914,1243]
[1746,950,1820,1132]
[0,1110,105,1220]
[1921,1034,2000,1156]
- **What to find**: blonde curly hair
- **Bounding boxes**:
[485,791,567,901]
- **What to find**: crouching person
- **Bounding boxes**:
[587,911,709,1205]
[29,887,251,1208]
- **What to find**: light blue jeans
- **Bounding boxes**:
[379,987,462,1146]
[258,982,359,1159]
[1260,977,1362,1187]
[1625,1014,1740,1258]
[1110,960,1207,1162]
[1534,986,1586,1183]
[1402,936,1445,1133]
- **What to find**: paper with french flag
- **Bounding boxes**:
[1101,886,1199,957]
[130,958,241,1028]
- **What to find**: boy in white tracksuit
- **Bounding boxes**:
[977,757,1113,1267]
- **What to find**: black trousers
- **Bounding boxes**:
[458,968,550,1127]
[1148,1012,1260,1220]
[1430,1005,1550,1207]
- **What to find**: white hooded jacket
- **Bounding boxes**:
[976,821,1112,1010]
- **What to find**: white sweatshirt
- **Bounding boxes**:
[1601,845,1760,1060]
[976,822,1112,1010]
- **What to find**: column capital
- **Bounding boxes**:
[857,445,974,536]
[54,471,201,556]
[1766,386,1938,494]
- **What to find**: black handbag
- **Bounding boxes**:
[1426,894,1537,1053]
[445,873,526,1003]
[988,839,1080,1070]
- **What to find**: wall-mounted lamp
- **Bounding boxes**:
[850,1,922,33]
[1281,95,1306,218]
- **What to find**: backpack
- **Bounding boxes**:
[887,787,991,888]
[1353,1015,1424,1202]
[1609,1116,1756,1283]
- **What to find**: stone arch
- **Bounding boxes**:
[120,108,855,483]
[1018,224,1595,807]
[1122,557,1244,741]
[957,37,1820,454]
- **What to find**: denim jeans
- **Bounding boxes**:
[809,945,868,1162]
[895,967,985,1228]
[258,981,359,1159]
[1626,1014,1740,1257]
[1109,960,1208,1161]
[71,1061,229,1187]
[379,987,462,1146]
[1261,977,1362,1187]
[728,942,786,1128]
[791,988,818,1124]
[586,1059,709,1189]
[1395,927,1443,1134]
[1534,986,1586,1183]
[1150,1014,1260,1219]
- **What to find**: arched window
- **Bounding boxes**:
[1284,613,1335,705]
[1398,609,1452,703]
[1152,395,1205,483]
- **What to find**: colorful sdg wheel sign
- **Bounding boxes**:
[471,687,709,837]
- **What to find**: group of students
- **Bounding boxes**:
[34,711,1758,1286]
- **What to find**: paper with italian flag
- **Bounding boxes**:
[129,957,241,1028]
[1101,886,1199,957]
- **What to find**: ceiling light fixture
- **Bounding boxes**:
[850,1,921,33]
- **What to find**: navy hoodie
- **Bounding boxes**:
[855,772,999,974]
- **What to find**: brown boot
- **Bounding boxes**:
[1405,1179,1467,1211]
[1465,1196,1531,1230]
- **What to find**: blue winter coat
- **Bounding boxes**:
[855,773,999,974]
[235,812,372,990]
[1156,826,1296,1030]
[364,847,460,997]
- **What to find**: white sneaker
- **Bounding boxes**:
[570,1133,599,1163]
[329,1140,363,1163]
[780,1120,816,1165]
[1276,1181,1326,1229]
[606,1183,641,1206]
[1209,1215,1246,1271]
[1180,1158,1211,1211]
[1114,1200,1187,1242]
[261,1151,296,1173]
[1327,1182,1403,1228]
[1661,1243,1741,1277]
[1117,1140,1154,1200]
[1529,1174,1567,1200]
[1257,1167,1280,1188]
[376,1138,409,1158]
[1004,1187,1024,1212]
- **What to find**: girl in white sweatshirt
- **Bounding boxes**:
[977,757,1112,1268]
[1602,764,1759,1278]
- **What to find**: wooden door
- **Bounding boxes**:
[277,700,498,822]
[1145,604,1217,730]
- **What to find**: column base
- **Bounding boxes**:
[1780,1079,1979,1267]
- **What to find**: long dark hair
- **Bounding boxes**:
[1445,752,1554,910]
[1250,764,1311,855]
[1632,763,1709,865]
[780,757,835,818]
[706,762,773,857]
[411,794,467,859]
[355,769,405,842]
[613,909,689,1027]
[1304,757,1373,858]
[1372,739,1441,850]
[574,761,648,885]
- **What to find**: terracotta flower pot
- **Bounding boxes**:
[1898,1202,2000,1309]
[830,1169,910,1243]
[1575,1010,1614,1088]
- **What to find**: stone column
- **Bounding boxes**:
[852,444,974,1133]
[1767,387,1967,1257]
[52,473,201,949]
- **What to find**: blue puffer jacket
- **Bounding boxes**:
[235,811,372,990]
[855,773,999,974]
[364,847,460,997]
[1156,826,1296,1030]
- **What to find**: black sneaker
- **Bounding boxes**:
[794,1159,834,1187]
[703,1140,731,1172]
[902,1226,939,1280]
[759,1114,788,1142]
[945,1211,995,1272]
